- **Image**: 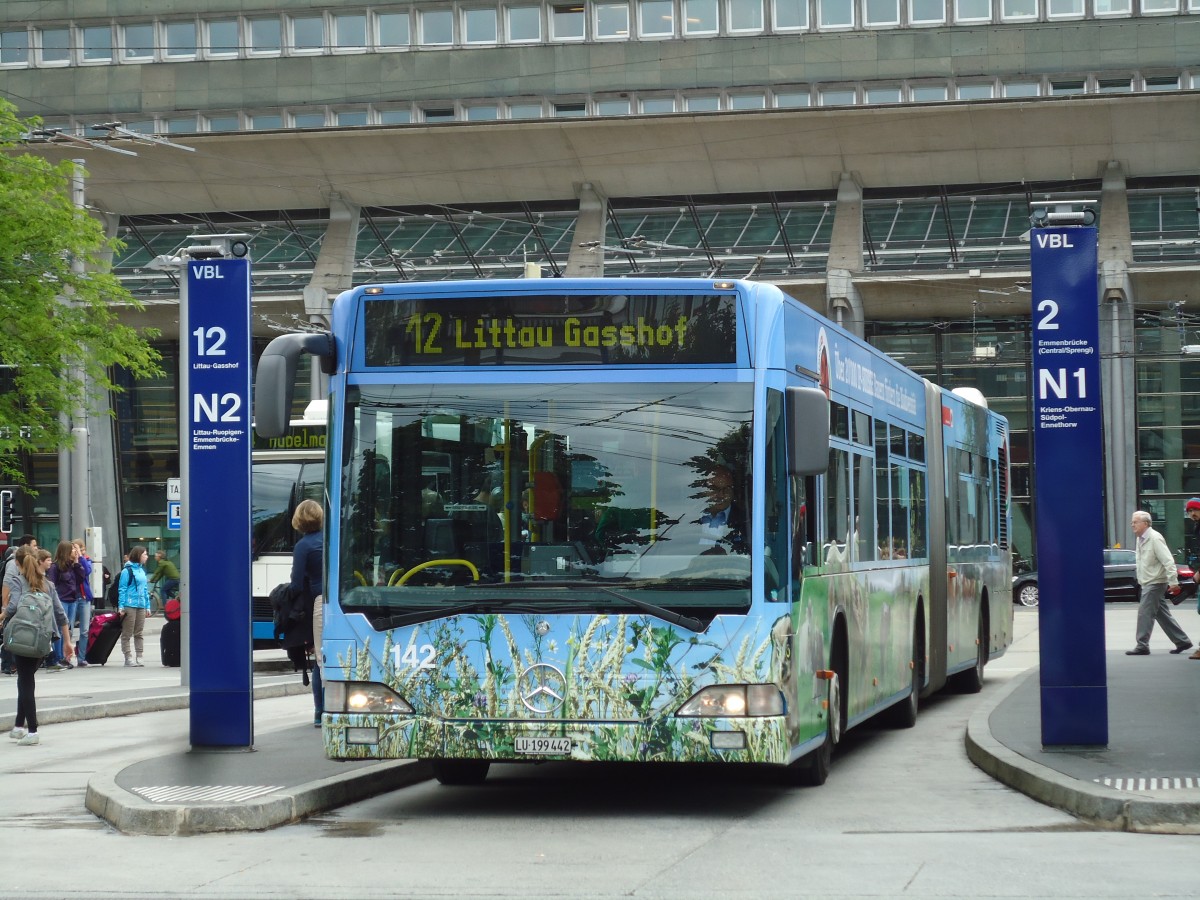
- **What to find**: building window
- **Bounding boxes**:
[1046,0,1083,15]
[819,87,857,105]
[641,96,676,113]
[866,86,902,103]
[728,0,766,31]
[507,6,543,41]
[1003,80,1040,97]
[912,84,949,101]
[340,109,372,125]
[204,114,241,131]
[82,25,114,62]
[956,83,994,99]
[596,98,631,114]
[554,102,587,116]
[1096,77,1132,93]
[377,13,411,47]
[508,102,544,118]
[207,20,239,57]
[864,0,900,25]
[292,112,327,128]
[685,95,722,110]
[1094,0,1131,11]
[955,0,992,19]
[640,0,675,35]
[910,0,947,22]
[731,93,766,109]
[250,113,283,130]
[165,21,197,58]
[466,105,499,120]
[464,8,499,42]
[421,10,455,45]
[774,89,811,107]
[164,117,197,134]
[1000,0,1037,17]
[775,0,811,28]
[335,14,368,49]
[122,23,155,61]
[1050,78,1085,95]
[292,15,325,51]
[249,17,282,53]
[1140,0,1177,10]
[596,3,631,37]
[819,0,855,27]
[551,5,586,39]
[422,107,457,122]
[685,0,720,33]
[1144,75,1180,91]
[1,29,30,65]
[38,28,71,64]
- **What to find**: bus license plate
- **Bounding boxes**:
[514,736,572,755]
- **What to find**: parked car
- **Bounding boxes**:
[1011,548,1198,608]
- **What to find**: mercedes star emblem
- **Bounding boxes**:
[518,663,567,715]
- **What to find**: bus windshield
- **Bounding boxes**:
[339,381,753,623]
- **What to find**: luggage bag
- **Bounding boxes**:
[160,618,181,667]
[86,612,122,665]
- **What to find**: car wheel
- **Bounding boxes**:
[1016,581,1039,608]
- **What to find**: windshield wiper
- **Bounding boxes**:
[373,596,557,631]
[528,581,706,632]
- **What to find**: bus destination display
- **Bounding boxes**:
[363,294,737,366]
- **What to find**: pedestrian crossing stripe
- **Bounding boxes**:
[134,785,283,803]
[1094,776,1200,792]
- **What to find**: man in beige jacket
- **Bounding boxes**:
[1127,510,1193,656]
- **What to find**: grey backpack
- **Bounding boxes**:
[3,590,54,659]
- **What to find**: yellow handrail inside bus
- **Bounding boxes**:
[353,570,367,586]
[390,559,481,586]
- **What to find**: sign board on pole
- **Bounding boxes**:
[1030,226,1107,747]
[183,257,253,747]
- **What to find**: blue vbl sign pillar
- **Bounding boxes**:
[1030,227,1107,747]
[183,258,253,747]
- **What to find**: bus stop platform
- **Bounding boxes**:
[6,625,1199,835]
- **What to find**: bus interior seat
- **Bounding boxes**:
[425,518,457,557]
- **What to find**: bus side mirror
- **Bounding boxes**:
[254,332,336,439]
[787,386,829,477]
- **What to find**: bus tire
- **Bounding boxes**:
[786,635,847,786]
[955,603,989,694]
[432,759,491,786]
[885,622,922,729]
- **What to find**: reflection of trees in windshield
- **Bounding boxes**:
[339,383,752,596]
[685,423,751,556]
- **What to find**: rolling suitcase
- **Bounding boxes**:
[160,618,181,667]
[86,612,122,665]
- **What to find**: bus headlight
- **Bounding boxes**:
[676,684,785,718]
[327,681,414,715]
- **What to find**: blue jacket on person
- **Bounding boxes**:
[117,561,151,610]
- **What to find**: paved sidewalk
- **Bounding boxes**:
[966,648,1200,834]
[6,615,1199,835]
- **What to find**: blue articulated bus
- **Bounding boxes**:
[254,278,1012,785]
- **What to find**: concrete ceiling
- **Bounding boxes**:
[20,92,1200,217]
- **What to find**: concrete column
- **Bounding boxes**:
[826,174,865,337]
[564,182,607,278]
[1097,161,1138,548]
[301,194,360,403]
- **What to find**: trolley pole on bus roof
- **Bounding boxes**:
[1029,207,1108,748]
[175,236,255,748]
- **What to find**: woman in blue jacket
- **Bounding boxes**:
[117,545,152,667]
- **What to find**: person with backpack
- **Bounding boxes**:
[1,535,38,677]
[3,548,74,745]
[285,499,323,726]
[117,546,152,667]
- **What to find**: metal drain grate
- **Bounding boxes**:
[133,785,284,803]
[1094,777,1200,792]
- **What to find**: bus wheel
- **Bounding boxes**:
[955,609,988,694]
[885,626,921,729]
[432,759,491,786]
[784,670,841,787]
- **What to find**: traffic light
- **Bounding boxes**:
[0,489,12,534]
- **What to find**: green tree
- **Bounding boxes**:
[0,100,162,485]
